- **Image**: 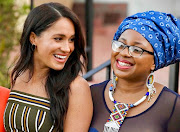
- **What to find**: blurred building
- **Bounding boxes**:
[12,0,180,91]
[34,0,73,8]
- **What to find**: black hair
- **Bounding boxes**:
[11,2,87,131]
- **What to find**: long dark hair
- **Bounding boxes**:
[11,2,87,131]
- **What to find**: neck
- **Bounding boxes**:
[116,79,147,93]
[113,79,148,103]
[31,67,49,83]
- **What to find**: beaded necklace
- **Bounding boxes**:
[104,82,150,132]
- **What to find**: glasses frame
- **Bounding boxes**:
[112,40,154,57]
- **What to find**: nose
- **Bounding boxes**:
[60,41,71,53]
[120,46,131,57]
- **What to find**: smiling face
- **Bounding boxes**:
[111,29,155,81]
[30,17,75,71]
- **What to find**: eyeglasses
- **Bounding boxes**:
[112,40,154,57]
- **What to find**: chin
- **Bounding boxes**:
[113,68,132,79]
[55,67,65,71]
[51,64,65,71]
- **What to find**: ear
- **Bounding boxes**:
[150,63,155,71]
[29,32,37,45]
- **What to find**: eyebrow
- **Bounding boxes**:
[53,34,75,37]
[119,38,143,46]
[133,41,143,45]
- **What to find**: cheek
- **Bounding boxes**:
[36,39,51,50]
[38,45,51,57]
[111,51,119,69]
[136,56,154,71]
[111,52,116,63]
[111,51,118,59]
[71,45,75,52]
[70,43,75,52]
[145,55,154,65]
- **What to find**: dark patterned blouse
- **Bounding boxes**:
[4,90,55,132]
[89,80,180,132]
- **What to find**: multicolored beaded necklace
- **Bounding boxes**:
[103,78,150,132]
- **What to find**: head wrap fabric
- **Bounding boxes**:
[113,10,180,71]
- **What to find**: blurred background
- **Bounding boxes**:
[0,0,180,93]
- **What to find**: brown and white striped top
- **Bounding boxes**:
[4,90,54,132]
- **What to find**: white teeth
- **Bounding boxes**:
[54,54,67,59]
[118,61,131,66]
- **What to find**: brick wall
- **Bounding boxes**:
[72,3,127,28]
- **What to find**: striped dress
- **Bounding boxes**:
[4,90,55,132]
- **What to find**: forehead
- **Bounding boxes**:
[119,29,147,42]
[43,17,75,36]
[119,29,154,50]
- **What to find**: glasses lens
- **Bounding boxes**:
[112,41,125,52]
[129,46,143,57]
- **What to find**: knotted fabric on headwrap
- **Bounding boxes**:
[113,10,180,71]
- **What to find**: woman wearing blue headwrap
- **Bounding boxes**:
[89,11,180,132]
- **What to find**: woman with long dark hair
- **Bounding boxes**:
[4,2,93,131]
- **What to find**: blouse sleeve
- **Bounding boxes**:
[167,95,180,132]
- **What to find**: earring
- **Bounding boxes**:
[146,72,156,101]
[31,44,36,51]
[112,72,118,91]
[112,72,116,90]
[109,71,118,102]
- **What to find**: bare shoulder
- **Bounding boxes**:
[68,75,92,103]
[68,75,92,105]
[154,82,164,93]
[64,76,93,131]
[70,75,90,93]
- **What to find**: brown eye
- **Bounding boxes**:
[54,37,62,41]
[130,46,143,56]
[69,37,75,43]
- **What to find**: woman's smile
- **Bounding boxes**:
[116,59,134,70]
[53,54,68,63]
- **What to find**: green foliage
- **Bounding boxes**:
[0,0,29,87]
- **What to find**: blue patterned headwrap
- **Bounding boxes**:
[113,11,180,71]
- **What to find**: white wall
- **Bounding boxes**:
[127,0,180,17]
[74,0,180,17]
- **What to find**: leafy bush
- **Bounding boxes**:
[0,0,29,87]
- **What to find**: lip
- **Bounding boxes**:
[55,53,69,56]
[116,59,133,70]
[53,53,69,63]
